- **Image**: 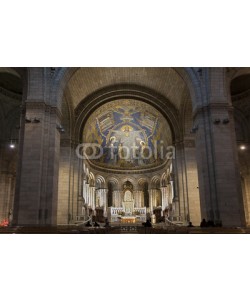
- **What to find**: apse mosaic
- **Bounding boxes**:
[83,99,172,169]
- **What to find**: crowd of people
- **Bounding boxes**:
[187,219,223,228]
[200,218,222,228]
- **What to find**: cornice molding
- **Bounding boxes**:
[193,103,234,120]
[25,102,62,119]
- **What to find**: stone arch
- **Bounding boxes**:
[89,172,95,187]
[174,67,203,110]
[52,67,214,226]
[107,177,119,189]
[0,68,27,223]
[106,177,119,207]
[74,84,180,144]
[150,175,161,189]
[230,71,250,226]
[95,175,105,189]
[161,172,167,187]
[52,67,203,116]
[138,178,148,189]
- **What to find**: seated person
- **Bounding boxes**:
[207,220,215,227]
[94,221,100,227]
[104,219,110,227]
[85,221,92,227]
[200,218,207,227]
[144,219,152,227]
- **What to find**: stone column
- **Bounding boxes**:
[0,172,14,221]
[238,147,250,226]
[149,189,159,212]
[133,190,140,208]
[113,190,122,207]
[83,179,87,203]
[168,169,181,220]
[103,189,108,217]
[57,139,76,224]
[194,103,245,226]
[161,186,168,211]
[174,142,189,222]
[90,186,96,210]
[183,138,201,225]
[13,102,61,225]
[98,188,108,216]
[133,190,144,207]
[95,189,101,207]
[85,183,90,206]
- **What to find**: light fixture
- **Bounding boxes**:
[213,119,221,124]
[222,118,230,124]
[25,117,32,123]
[190,125,198,133]
[240,145,246,150]
[56,125,65,133]
[25,117,41,123]
[33,118,40,123]
[9,141,16,149]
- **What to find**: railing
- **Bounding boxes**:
[110,207,123,215]
[75,215,92,227]
[165,217,184,227]
[134,207,147,215]
[109,207,147,216]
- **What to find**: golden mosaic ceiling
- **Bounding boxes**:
[83,99,172,171]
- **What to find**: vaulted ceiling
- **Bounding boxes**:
[64,67,190,110]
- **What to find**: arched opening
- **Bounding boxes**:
[231,73,250,225]
[56,67,201,226]
[0,68,25,225]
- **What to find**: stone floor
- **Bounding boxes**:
[0,225,250,234]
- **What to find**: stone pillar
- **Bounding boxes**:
[95,189,101,207]
[13,102,61,225]
[90,186,96,210]
[169,181,174,204]
[85,183,90,206]
[169,170,180,220]
[238,147,250,226]
[194,102,245,226]
[240,172,250,226]
[149,189,159,211]
[113,190,122,207]
[174,142,189,222]
[103,189,108,217]
[98,188,108,216]
[133,190,140,207]
[134,190,144,207]
[183,138,201,226]
[83,179,87,202]
[0,172,15,221]
[161,186,168,211]
[57,140,74,224]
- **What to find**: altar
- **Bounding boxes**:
[120,216,137,224]
[108,207,147,223]
[107,186,147,223]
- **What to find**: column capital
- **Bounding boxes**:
[25,101,63,120]
[193,103,234,120]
